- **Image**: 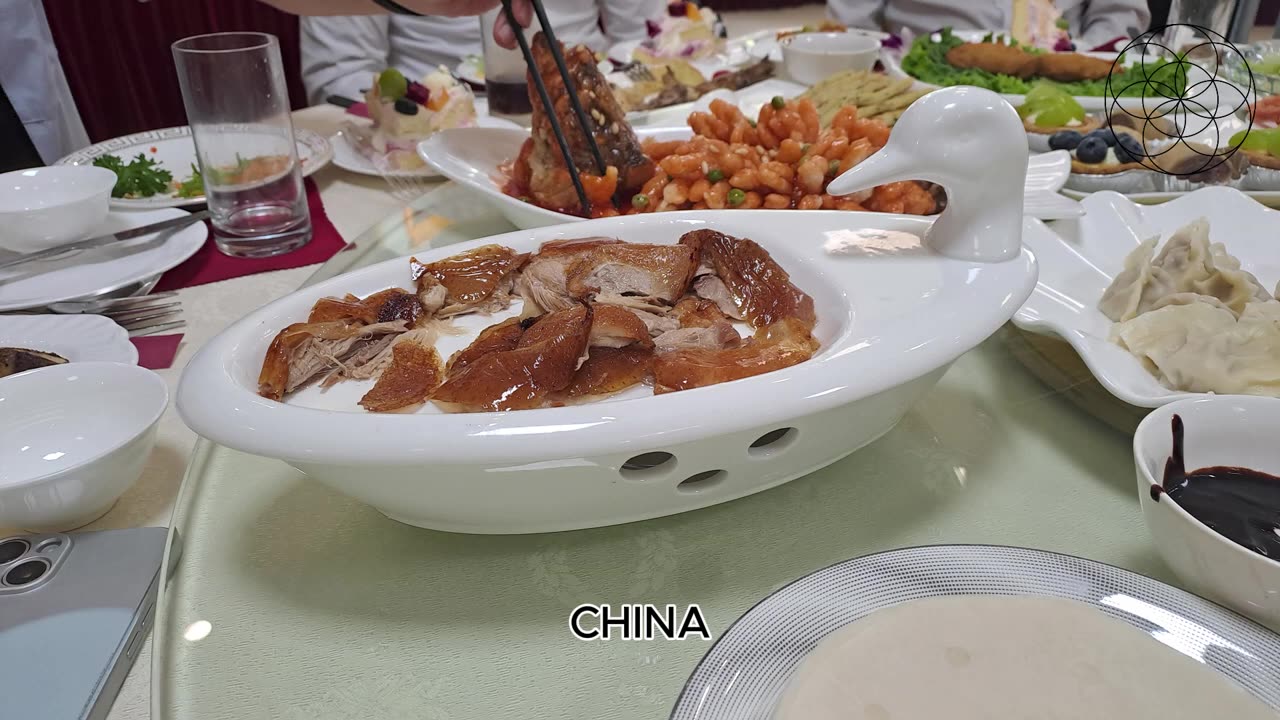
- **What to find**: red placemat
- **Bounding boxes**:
[154,178,350,292]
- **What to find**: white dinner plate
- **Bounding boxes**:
[672,545,1280,719]
[628,78,809,128]
[0,208,207,312]
[56,127,333,210]
[1013,186,1280,407]
[330,111,522,179]
[741,26,889,63]
[1062,187,1280,209]
[0,315,137,365]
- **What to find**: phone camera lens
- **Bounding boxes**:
[4,559,48,587]
[0,539,28,565]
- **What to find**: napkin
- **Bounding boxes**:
[154,178,350,292]
[131,334,183,370]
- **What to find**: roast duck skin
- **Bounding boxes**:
[257,228,820,412]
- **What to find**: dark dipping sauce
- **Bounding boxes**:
[1152,414,1280,560]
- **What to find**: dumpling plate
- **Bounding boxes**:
[1012,187,1280,408]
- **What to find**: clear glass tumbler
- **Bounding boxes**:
[172,32,311,258]
[480,9,541,123]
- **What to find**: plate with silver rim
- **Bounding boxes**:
[670,545,1280,720]
[55,126,333,210]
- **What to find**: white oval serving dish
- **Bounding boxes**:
[178,210,1037,533]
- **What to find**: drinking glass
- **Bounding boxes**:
[1162,0,1237,50]
[172,32,310,258]
[480,9,541,123]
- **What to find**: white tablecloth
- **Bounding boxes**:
[40,106,407,720]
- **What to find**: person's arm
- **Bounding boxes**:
[599,0,658,47]
[1073,0,1150,49]
[300,16,391,105]
[824,0,885,32]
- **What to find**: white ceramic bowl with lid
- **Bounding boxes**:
[0,165,116,253]
[1134,396,1280,630]
[0,362,168,531]
[781,32,880,85]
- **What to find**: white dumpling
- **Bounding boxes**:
[1113,297,1280,396]
[1098,237,1175,322]
[1150,218,1271,316]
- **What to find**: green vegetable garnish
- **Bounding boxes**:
[706,168,724,182]
[901,27,1185,98]
[828,159,841,176]
[175,163,204,198]
[770,96,786,110]
[801,143,811,154]
[378,68,408,100]
[1230,128,1280,156]
[92,153,173,199]
[632,193,649,208]
[727,188,746,206]
[1255,56,1280,75]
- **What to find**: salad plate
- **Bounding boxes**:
[0,208,206,312]
[1061,187,1280,209]
[56,127,332,210]
[0,314,138,365]
[881,29,1148,112]
[671,545,1280,720]
[331,111,521,179]
[1013,187,1280,407]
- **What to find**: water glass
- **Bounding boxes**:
[480,9,541,122]
[1162,0,1237,50]
[172,32,310,258]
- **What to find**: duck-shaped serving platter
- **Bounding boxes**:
[178,88,1043,534]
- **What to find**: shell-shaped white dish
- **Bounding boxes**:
[421,127,1074,229]
[178,210,1037,533]
[0,314,137,365]
[1012,186,1280,407]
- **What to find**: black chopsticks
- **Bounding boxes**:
[500,0,607,217]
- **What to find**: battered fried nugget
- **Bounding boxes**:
[945,42,1038,78]
[1035,52,1117,82]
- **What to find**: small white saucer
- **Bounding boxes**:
[0,314,137,365]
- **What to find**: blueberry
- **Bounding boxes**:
[1114,133,1144,163]
[1075,136,1109,164]
[393,98,419,116]
[1085,129,1116,147]
[1048,130,1083,151]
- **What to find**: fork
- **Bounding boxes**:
[371,153,436,205]
[47,292,185,337]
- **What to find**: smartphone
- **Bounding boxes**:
[0,526,173,720]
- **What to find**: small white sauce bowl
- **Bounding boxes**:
[0,362,168,531]
[1134,396,1280,630]
[781,32,880,85]
[0,165,116,253]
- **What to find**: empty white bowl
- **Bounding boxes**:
[781,32,880,85]
[1134,396,1280,629]
[0,165,116,253]
[0,362,168,531]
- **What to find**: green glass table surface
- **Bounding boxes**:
[154,186,1160,719]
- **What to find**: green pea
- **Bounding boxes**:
[707,168,724,182]
[828,159,841,176]
[771,96,786,110]
[727,188,746,206]
[632,193,649,208]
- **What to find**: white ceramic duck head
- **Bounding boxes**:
[826,86,1028,263]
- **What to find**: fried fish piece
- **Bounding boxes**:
[945,42,1038,78]
[1035,52,1117,82]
